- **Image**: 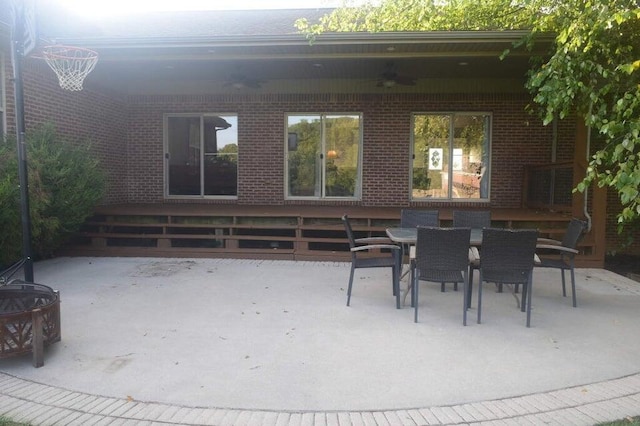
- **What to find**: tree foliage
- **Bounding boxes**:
[297,0,640,228]
[0,124,106,267]
[525,1,640,229]
[296,0,544,33]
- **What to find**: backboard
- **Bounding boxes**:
[7,0,37,56]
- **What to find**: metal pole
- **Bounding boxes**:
[10,3,35,282]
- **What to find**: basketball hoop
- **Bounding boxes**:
[42,45,99,91]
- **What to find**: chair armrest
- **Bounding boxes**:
[537,238,561,245]
[351,244,401,252]
[473,249,540,265]
[536,244,579,254]
[355,237,393,244]
[468,247,480,263]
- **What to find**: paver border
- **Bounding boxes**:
[1,371,640,425]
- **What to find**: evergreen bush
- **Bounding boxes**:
[0,124,105,267]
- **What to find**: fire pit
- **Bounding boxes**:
[0,262,61,367]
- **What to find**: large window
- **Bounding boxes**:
[165,114,238,197]
[286,113,361,199]
[412,113,490,200]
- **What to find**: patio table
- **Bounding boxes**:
[386,227,483,246]
[386,227,483,306]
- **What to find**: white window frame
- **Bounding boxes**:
[284,112,363,200]
[410,111,492,202]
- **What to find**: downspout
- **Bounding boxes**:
[583,102,593,232]
[550,118,557,208]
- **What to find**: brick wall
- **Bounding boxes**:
[126,92,554,208]
[3,53,129,204]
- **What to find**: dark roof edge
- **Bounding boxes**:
[50,30,553,49]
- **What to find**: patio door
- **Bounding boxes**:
[412,113,490,200]
[165,114,238,197]
[286,113,361,199]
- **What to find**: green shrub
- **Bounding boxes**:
[0,124,105,267]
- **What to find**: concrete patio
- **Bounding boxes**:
[1,256,640,425]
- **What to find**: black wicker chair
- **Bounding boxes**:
[412,226,471,325]
[399,209,440,302]
[401,209,439,228]
[454,210,491,307]
[477,228,538,327]
[452,210,491,229]
[535,218,587,307]
[342,215,402,309]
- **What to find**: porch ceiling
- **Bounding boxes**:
[71,35,548,95]
[33,7,552,95]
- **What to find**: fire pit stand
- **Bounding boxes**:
[1,261,61,367]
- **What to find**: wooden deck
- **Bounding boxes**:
[60,203,603,267]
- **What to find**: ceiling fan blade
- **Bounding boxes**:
[244,78,263,89]
[224,74,263,89]
[395,75,416,86]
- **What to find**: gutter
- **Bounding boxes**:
[46,30,554,50]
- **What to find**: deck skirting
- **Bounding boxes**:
[60,204,602,267]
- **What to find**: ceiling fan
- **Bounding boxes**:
[223,74,264,90]
[377,62,416,88]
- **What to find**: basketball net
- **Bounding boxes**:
[42,45,99,91]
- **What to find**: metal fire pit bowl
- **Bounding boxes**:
[0,280,61,367]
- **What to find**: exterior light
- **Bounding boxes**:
[382,79,396,88]
[327,150,338,159]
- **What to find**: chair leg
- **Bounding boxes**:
[393,261,401,310]
[525,272,533,327]
[477,272,483,324]
[453,282,458,291]
[410,260,416,308]
[414,272,419,323]
[561,269,567,297]
[392,248,402,297]
[463,271,468,326]
[347,265,355,306]
[440,282,445,292]
[467,267,474,309]
[520,280,528,312]
[570,265,577,308]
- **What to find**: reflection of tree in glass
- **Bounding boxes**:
[218,144,238,163]
[413,115,449,191]
[288,119,321,196]
[288,116,359,197]
[324,116,359,197]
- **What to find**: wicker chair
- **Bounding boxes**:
[454,210,491,307]
[399,209,441,301]
[400,209,439,228]
[342,215,402,309]
[477,228,538,327]
[412,226,471,325]
[452,210,491,228]
[535,218,587,307]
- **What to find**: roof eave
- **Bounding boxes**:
[49,30,552,50]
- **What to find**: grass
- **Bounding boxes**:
[597,417,640,425]
[0,418,30,426]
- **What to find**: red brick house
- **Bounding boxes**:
[1,6,633,266]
